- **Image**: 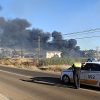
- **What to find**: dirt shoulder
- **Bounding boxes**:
[0,64,70,75]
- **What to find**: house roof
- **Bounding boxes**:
[46,51,62,53]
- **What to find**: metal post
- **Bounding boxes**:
[21,42,23,58]
[96,47,99,59]
[38,36,40,62]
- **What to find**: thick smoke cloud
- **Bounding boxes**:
[0,16,81,56]
[28,28,50,49]
[68,39,77,49]
[0,17,31,47]
[29,28,50,43]
[52,31,63,41]
[51,31,68,50]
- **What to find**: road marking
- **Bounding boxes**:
[0,69,100,94]
[0,69,31,78]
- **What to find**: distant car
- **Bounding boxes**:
[87,58,98,62]
[60,62,100,87]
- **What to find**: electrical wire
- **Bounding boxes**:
[73,35,100,40]
[63,30,100,37]
[52,28,100,37]
[6,28,100,47]
[63,28,100,36]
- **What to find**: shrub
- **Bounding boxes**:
[40,58,86,66]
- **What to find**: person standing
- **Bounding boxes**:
[72,61,81,89]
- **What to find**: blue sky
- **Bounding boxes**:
[0,0,100,50]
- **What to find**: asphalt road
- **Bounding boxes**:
[0,66,100,100]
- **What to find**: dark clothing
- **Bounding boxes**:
[73,68,81,89]
[73,67,81,74]
[72,63,81,89]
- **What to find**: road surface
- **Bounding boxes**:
[0,66,100,100]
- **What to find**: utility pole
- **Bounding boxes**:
[96,46,99,59]
[38,36,40,62]
[1,48,4,58]
[21,41,23,58]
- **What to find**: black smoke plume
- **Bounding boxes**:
[0,17,81,56]
[0,17,31,47]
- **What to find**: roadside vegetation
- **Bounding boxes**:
[0,58,86,72]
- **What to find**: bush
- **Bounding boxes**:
[40,58,86,66]
[40,58,73,66]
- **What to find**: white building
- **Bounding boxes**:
[46,51,62,58]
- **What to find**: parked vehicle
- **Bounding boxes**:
[60,62,100,87]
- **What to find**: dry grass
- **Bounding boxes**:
[0,58,38,67]
[0,58,70,72]
[38,65,70,72]
[47,65,70,71]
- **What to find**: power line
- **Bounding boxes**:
[5,28,100,47]
[7,35,100,47]
[73,35,100,40]
[52,35,100,42]
[63,30,100,37]
[63,28,100,36]
[52,28,100,37]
